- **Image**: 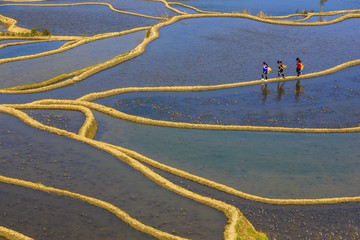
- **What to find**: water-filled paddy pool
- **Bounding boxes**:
[93,111,360,199]
[0,113,226,240]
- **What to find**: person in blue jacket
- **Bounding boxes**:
[261,62,269,80]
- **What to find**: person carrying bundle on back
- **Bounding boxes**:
[277,60,286,78]
[261,62,271,80]
[296,57,303,77]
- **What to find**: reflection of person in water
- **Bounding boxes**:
[261,83,270,98]
[295,79,303,100]
[276,82,285,101]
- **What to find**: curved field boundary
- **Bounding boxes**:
[167,2,214,14]
[0,104,267,240]
[33,97,360,134]
[77,59,360,102]
[1,10,359,94]
[167,1,219,14]
[7,103,98,138]
[0,2,165,20]
[0,13,30,33]
[0,226,33,240]
[0,175,188,240]
[6,100,360,206]
[0,27,149,65]
[266,9,360,20]
[106,143,360,206]
[0,40,51,50]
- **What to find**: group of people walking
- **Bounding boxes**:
[261,57,303,81]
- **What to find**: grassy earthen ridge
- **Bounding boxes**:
[0,40,49,50]
[22,99,360,205]
[3,67,92,91]
[0,2,165,20]
[1,9,359,94]
[0,175,189,240]
[0,14,29,33]
[7,103,97,139]
[34,97,360,134]
[266,9,360,20]
[0,226,34,240]
[167,1,219,14]
[107,143,360,206]
[0,104,267,240]
[0,27,149,65]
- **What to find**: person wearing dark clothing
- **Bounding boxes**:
[262,62,269,80]
[296,58,302,77]
[277,60,285,78]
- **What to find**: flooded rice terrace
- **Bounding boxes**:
[0,0,359,240]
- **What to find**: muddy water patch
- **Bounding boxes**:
[23,110,86,135]
[94,112,360,199]
[0,113,226,240]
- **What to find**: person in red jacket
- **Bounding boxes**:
[296,58,302,77]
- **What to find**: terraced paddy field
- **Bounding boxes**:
[0,0,359,239]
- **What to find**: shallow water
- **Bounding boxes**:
[0,41,66,59]
[96,66,360,128]
[0,4,159,36]
[0,113,226,240]
[94,111,360,199]
[0,184,152,240]
[0,31,145,89]
[178,0,360,15]
[156,169,360,240]
[46,17,360,96]
[23,110,86,134]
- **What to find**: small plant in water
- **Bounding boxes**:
[42,27,50,36]
[30,28,37,36]
[242,9,250,15]
[301,9,309,15]
[257,11,266,18]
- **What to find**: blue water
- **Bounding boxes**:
[0,113,226,240]
[0,41,66,59]
[0,4,159,36]
[95,66,360,129]
[0,31,145,89]
[93,112,360,199]
[178,0,360,15]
